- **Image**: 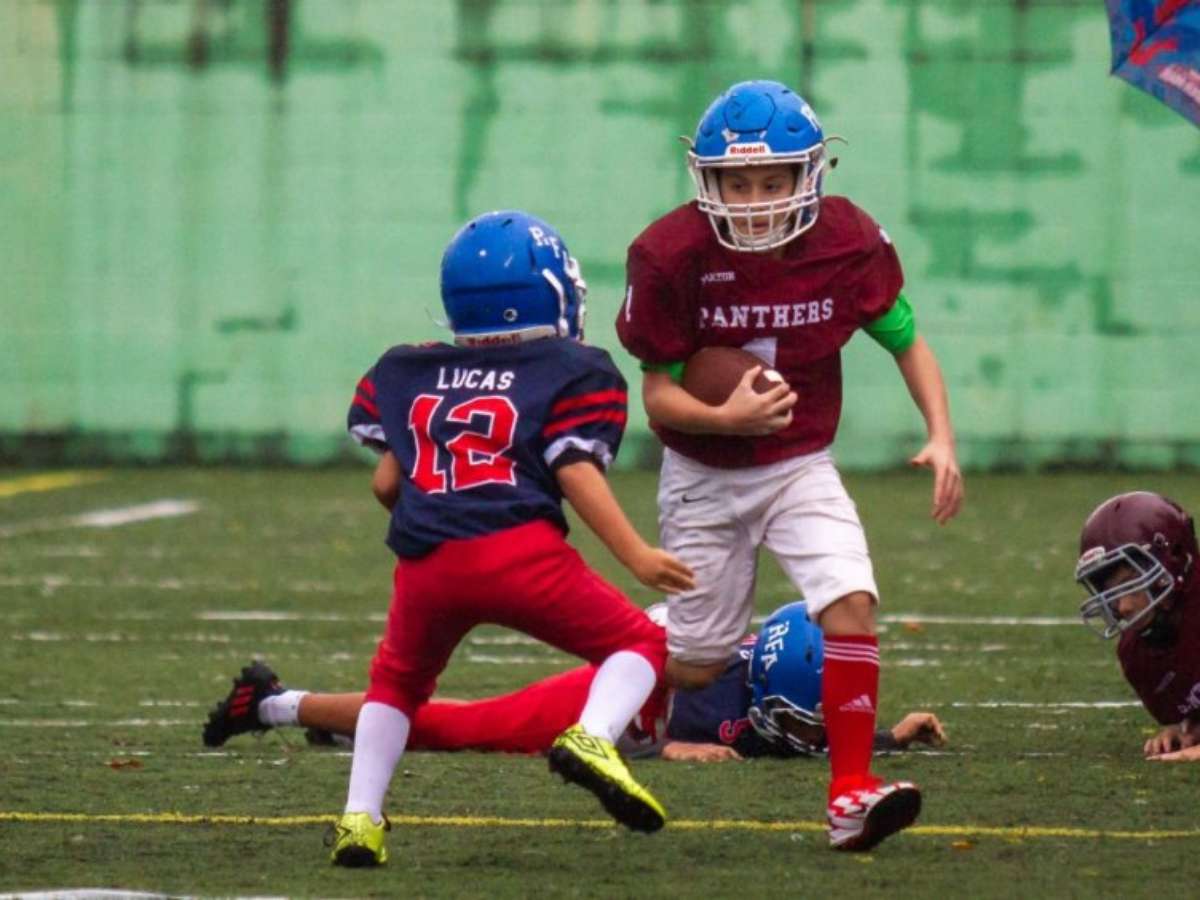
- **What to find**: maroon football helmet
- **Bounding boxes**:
[1075,492,1197,638]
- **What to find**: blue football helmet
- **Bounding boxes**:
[440,210,587,346]
[687,80,829,252]
[747,601,825,755]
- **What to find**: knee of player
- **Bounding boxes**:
[666,656,726,691]
[817,591,877,636]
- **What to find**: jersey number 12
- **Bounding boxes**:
[407,394,518,493]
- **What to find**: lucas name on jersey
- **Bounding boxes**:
[435,366,516,391]
[698,298,834,331]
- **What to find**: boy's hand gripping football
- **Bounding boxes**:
[717,367,797,436]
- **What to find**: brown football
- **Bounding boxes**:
[681,346,785,406]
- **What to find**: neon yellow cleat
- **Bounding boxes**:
[548,724,666,833]
[328,811,390,867]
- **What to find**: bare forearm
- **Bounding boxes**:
[643,373,730,434]
[556,460,650,568]
[895,337,954,443]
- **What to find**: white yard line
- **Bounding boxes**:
[0,718,193,727]
[196,611,1081,628]
[752,613,1078,627]
[0,700,1142,728]
[879,614,1079,626]
[949,700,1141,709]
[0,499,199,539]
[196,610,384,622]
[73,500,199,528]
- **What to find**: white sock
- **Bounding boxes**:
[344,701,411,822]
[257,690,308,726]
[577,651,657,744]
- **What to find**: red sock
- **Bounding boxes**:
[822,635,880,800]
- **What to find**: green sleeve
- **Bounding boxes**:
[640,360,686,384]
[863,293,917,355]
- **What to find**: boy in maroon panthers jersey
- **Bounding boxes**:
[615,80,963,851]
[1075,491,1200,761]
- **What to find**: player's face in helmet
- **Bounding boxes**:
[716,165,799,241]
[1094,563,1158,635]
[747,600,825,755]
[1075,492,1197,639]
[687,79,828,253]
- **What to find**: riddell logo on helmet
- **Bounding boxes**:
[461,333,524,347]
[725,142,771,157]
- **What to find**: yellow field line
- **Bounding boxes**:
[0,471,107,499]
[2,811,1197,840]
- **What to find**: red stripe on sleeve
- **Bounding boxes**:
[542,409,627,439]
[357,377,376,398]
[550,390,626,416]
[353,393,380,419]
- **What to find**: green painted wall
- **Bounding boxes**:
[3,0,1199,467]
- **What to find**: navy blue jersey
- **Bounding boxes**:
[348,339,627,558]
[666,645,791,758]
[666,640,897,757]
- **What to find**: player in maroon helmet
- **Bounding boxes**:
[615,79,963,851]
[1075,491,1200,761]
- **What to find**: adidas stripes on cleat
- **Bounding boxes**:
[827,780,922,851]
[328,812,390,867]
[548,724,666,833]
[201,661,284,748]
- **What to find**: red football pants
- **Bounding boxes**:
[408,664,597,754]
[365,520,666,719]
[408,664,670,755]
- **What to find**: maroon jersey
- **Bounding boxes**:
[617,198,903,468]
[1118,583,1200,725]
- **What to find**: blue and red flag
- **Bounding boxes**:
[1107,0,1200,127]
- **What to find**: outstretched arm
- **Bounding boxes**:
[894,337,963,524]
[660,741,743,763]
[555,459,694,594]
[887,711,947,749]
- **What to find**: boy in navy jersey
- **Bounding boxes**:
[615,80,963,851]
[328,210,693,867]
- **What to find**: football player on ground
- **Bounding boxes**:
[1075,491,1200,762]
[613,79,963,850]
[319,210,695,867]
[203,602,946,761]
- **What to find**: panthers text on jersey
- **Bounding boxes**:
[1118,579,1200,725]
[348,339,627,558]
[617,197,903,469]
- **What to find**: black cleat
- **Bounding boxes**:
[202,661,284,747]
[305,727,338,747]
